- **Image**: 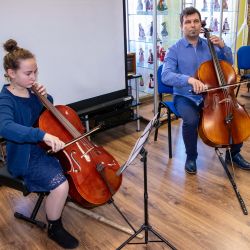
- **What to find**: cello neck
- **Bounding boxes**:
[205,29,226,87]
[31,86,81,138]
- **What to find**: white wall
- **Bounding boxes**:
[0,0,126,106]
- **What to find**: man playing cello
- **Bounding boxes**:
[161,7,250,174]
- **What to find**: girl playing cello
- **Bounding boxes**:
[0,39,79,248]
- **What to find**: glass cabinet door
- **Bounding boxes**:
[220,0,239,60]
[195,0,239,60]
[127,0,182,97]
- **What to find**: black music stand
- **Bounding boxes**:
[116,114,176,250]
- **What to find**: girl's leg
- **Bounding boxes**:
[45,180,79,249]
[45,180,69,220]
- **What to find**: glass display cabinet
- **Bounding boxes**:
[126,0,182,100]
[187,0,240,61]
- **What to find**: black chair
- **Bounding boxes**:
[236,45,250,97]
[154,65,180,158]
[0,136,6,162]
[0,139,46,229]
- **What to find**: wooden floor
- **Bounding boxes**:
[0,88,250,249]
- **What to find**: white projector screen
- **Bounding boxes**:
[0,0,127,110]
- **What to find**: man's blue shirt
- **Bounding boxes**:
[161,37,233,105]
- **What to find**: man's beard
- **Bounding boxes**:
[189,30,198,36]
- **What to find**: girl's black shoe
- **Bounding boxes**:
[47,217,79,249]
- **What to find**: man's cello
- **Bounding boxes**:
[196,24,250,215]
[197,26,250,148]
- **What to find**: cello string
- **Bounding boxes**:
[206,31,232,136]
[32,87,81,137]
[214,42,232,117]
[216,58,231,118]
[208,38,231,119]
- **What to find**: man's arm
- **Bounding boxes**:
[161,47,190,87]
[161,46,206,93]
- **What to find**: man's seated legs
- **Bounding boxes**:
[174,95,203,174]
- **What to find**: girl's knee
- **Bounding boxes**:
[52,179,69,195]
[60,179,69,192]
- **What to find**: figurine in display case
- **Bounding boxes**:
[157,44,160,59]
[157,33,162,42]
[138,47,145,64]
[214,0,220,12]
[159,45,166,62]
[150,0,153,11]
[137,0,143,13]
[138,23,146,39]
[222,17,230,33]
[148,73,154,88]
[203,16,208,25]
[139,76,144,86]
[149,21,153,37]
[145,0,151,12]
[209,17,213,30]
[157,0,167,11]
[148,49,153,64]
[201,0,208,12]
[222,0,228,11]
[161,22,168,37]
[212,18,219,32]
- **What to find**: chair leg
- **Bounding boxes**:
[14,193,47,229]
[0,141,6,163]
[167,108,172,159]
[154,103,162,141]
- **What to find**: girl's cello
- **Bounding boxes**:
[32,86,122,208]
[197,26,250,147]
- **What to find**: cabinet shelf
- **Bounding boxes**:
[137,63,154,69]
[129,39,168,44]
[200,10,238,14]
[137,60,163,70]
[128,11,168,16]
